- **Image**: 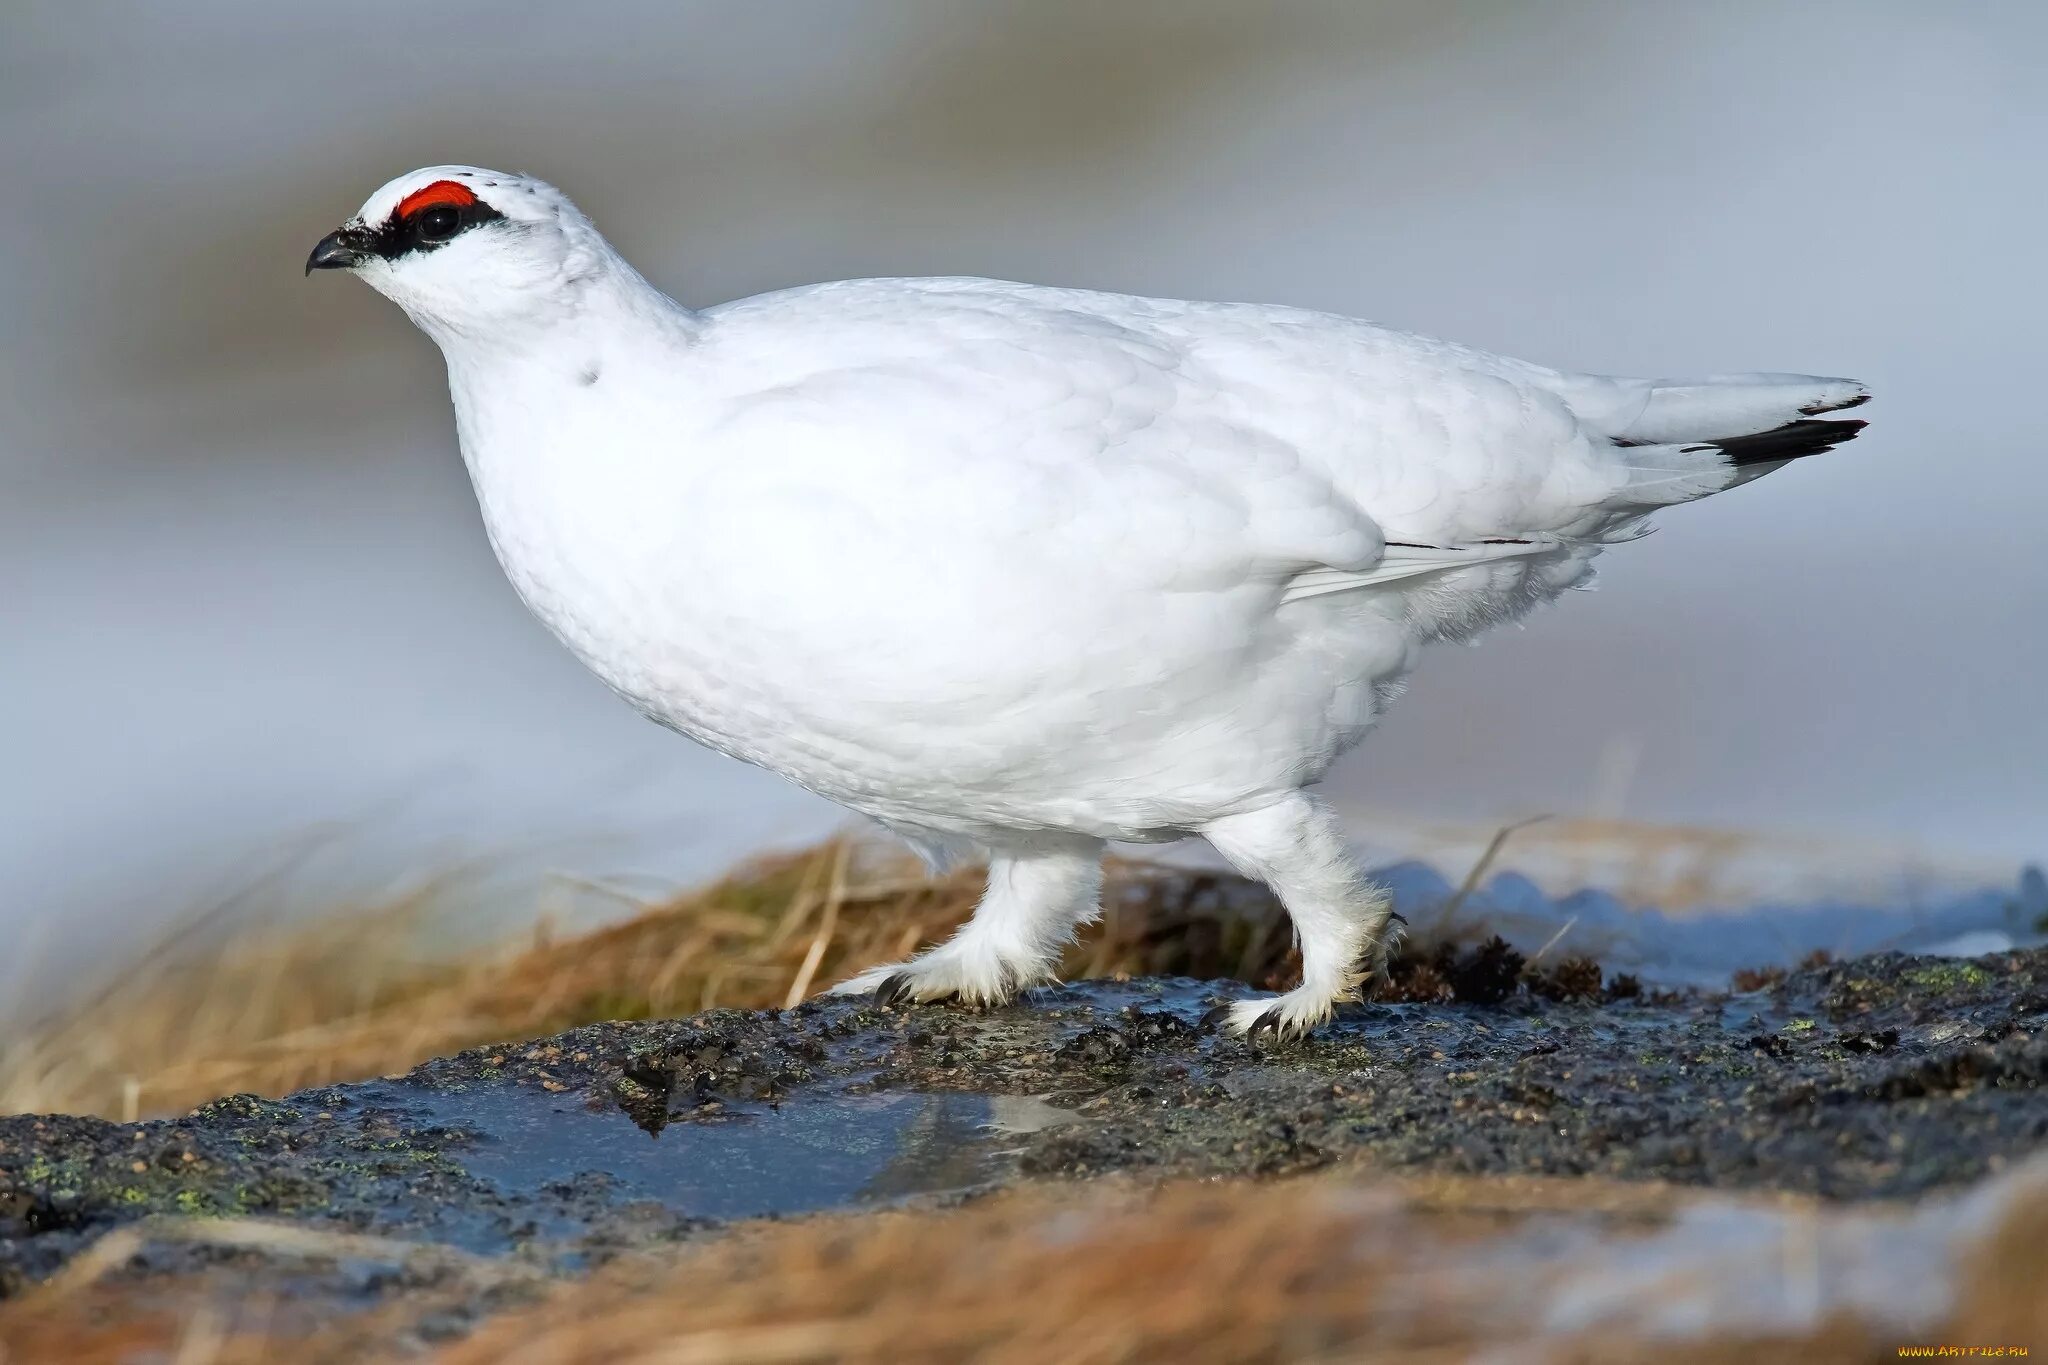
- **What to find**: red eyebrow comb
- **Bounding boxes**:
[394,179,478,219]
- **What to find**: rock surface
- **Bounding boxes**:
[3,946,2045,1323]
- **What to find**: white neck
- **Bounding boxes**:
[429,251,714,697]
[429,245,707,484]
[425,250,699,362]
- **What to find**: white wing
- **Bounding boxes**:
[698,277,1864,607]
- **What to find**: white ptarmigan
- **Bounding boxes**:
[308,166,1868,1036]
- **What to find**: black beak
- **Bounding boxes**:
[305,227,368,275]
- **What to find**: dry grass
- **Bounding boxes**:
[0,837,1315,1121]
[0,815,1956,1122]
[424,1174,1890,1365]
[0,882,461,1122]
[1953,1170,2048,1345]
[9,1162,2034,1365]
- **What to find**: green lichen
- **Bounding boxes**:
[1902,963,1991,994]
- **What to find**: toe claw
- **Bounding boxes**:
[1198,1003,1235,1033]
[1248,1009,1280,1038]
[873,972,965,1009]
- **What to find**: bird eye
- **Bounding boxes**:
[416,205,462,242]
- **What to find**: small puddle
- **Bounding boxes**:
[394,1084,1064,1224]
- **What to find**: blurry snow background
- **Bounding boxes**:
[3,1,2044,997]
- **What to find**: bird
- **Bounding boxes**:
[307,165,1867,1037]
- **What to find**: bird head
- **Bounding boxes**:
[306,165,612,338]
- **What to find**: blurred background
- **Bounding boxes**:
[4,0,2043,996]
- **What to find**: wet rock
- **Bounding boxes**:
[0,945,2041,1317]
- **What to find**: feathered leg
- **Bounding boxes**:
[1201,792,1396,1038]
[830,834,1104,1006]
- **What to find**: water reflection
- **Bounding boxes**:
[426,1084,1018,1224]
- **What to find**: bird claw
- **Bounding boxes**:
[1200,994,1332,1041]
[871,972,958,1009]
[1199,1000,1294,1039]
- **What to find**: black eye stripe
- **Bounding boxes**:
[355,197,507,262]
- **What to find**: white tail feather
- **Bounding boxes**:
[1550,371,1868,445]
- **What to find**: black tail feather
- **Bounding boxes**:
[1696,418,1868,468]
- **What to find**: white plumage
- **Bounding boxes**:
[309,166,1868,1035]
